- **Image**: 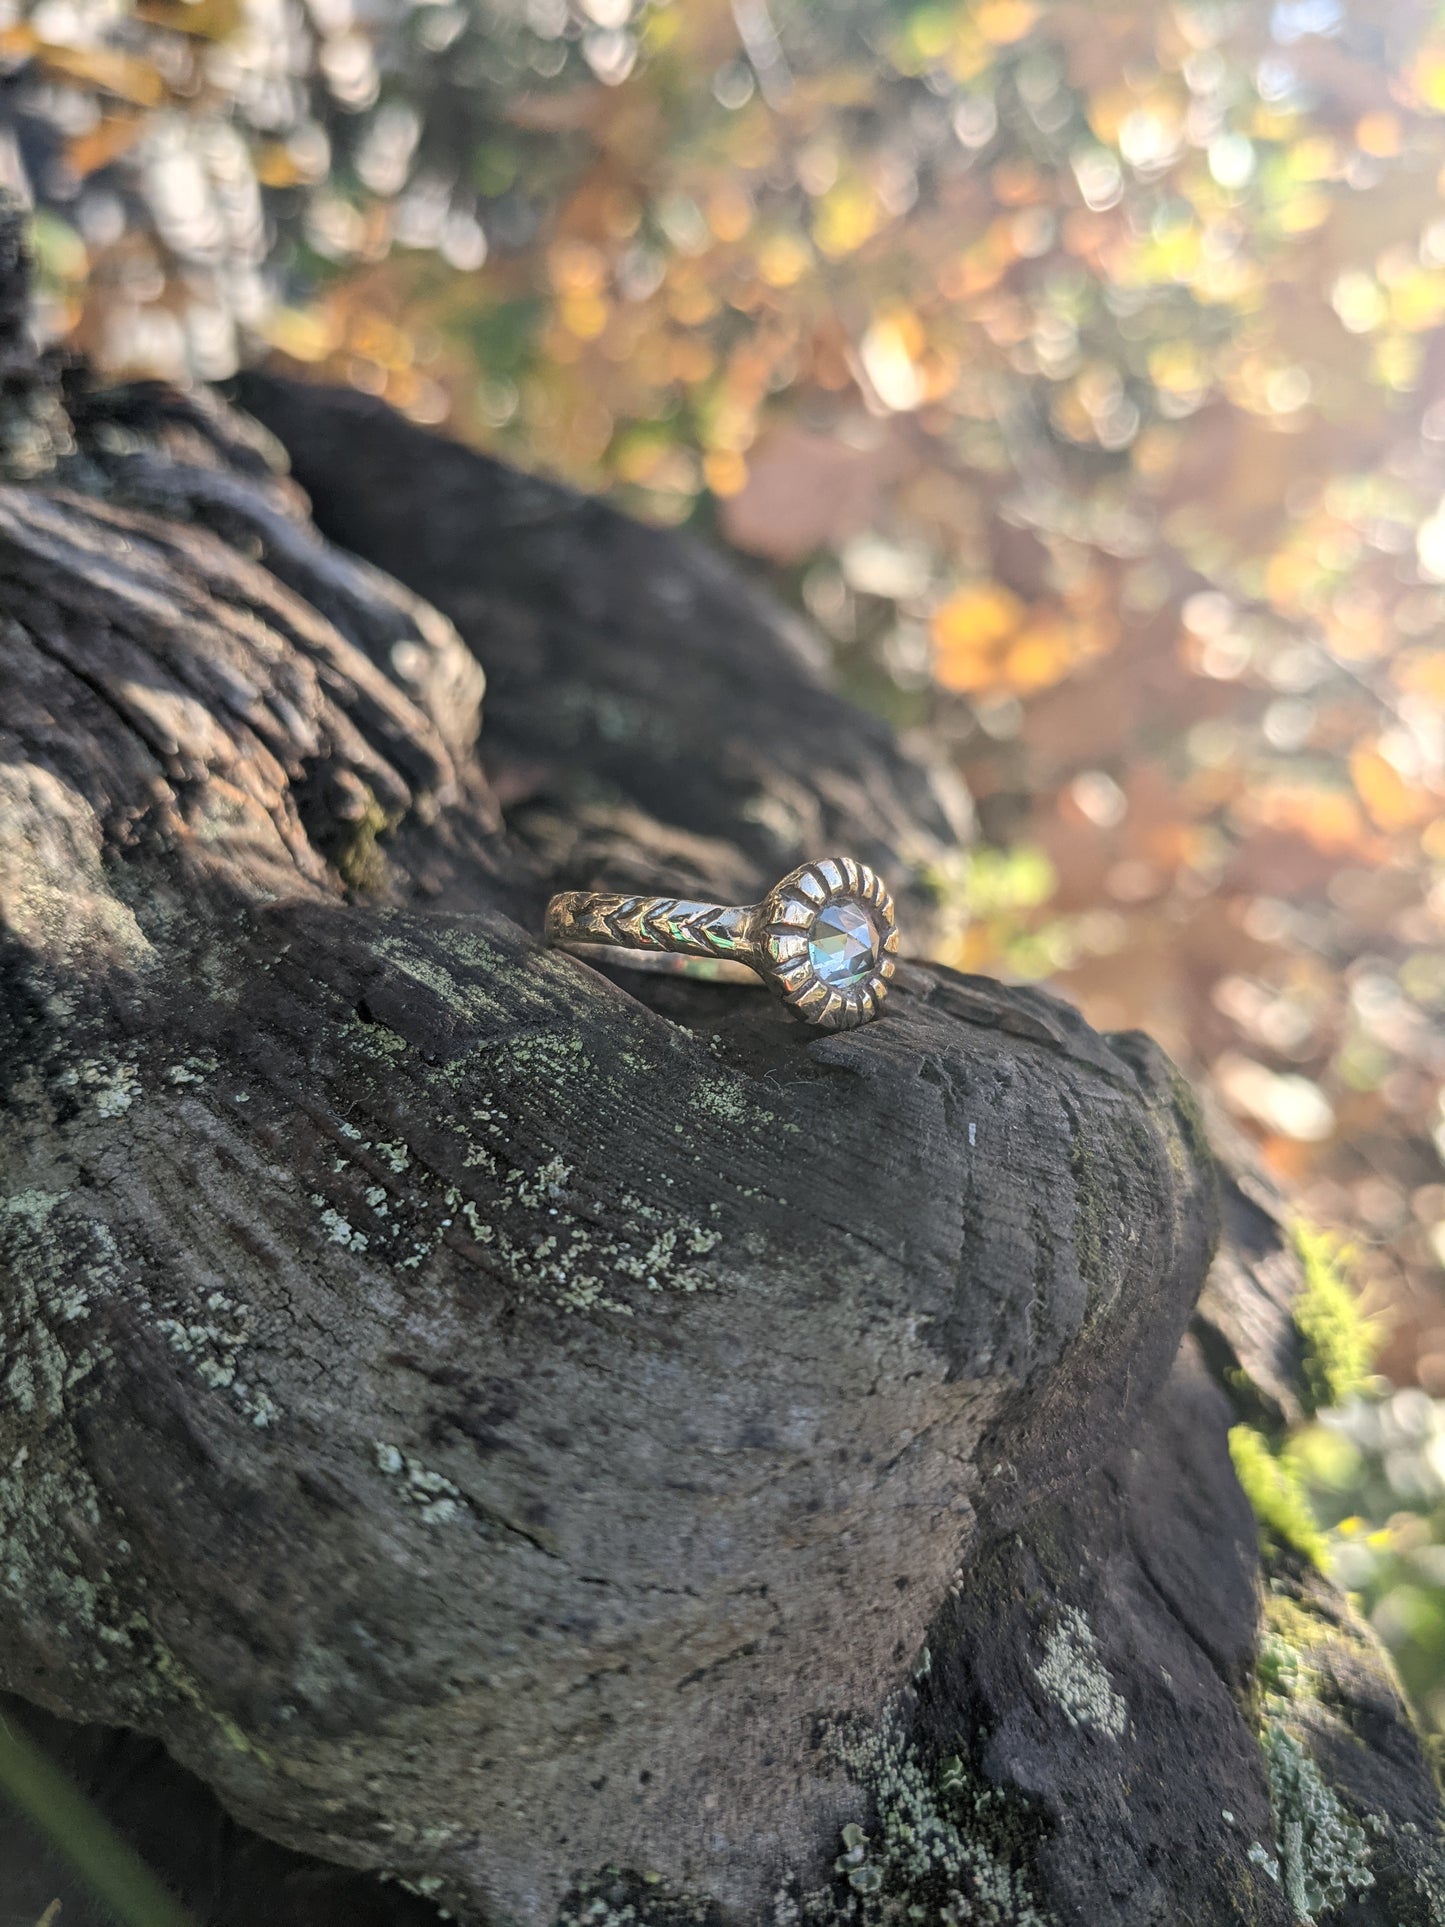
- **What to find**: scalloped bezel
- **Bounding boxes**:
[755,857,899,1031]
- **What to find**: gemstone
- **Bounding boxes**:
[808,899,879,989]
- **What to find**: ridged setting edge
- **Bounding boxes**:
[757,858,899,1031]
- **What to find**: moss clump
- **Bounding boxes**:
[1292,1223,1377,1417]
[1255,1595,1325,1704]
[330,792,395,893]
[1229,1424,1326,1566]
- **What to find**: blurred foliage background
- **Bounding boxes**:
[5,0,1445,1722]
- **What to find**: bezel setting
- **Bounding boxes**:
[755,857,899,1031]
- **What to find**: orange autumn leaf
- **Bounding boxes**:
[1350,747,1434,833]
[932,584,1111,698]
[1396,651,1445,703]
[973,0,1039,47]
[1005,613,1076,691]
[1249,785,1372,854]
[35,41,165,106]
[931,580,1025,692]
[67,114,147,179]
[135,0,243,35]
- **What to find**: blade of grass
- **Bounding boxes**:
[0,1713,198,1927]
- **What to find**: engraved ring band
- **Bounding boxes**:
[544,857,899,1031]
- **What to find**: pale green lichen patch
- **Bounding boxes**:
[1035,1607,1127,1738]
[494,1028,592,1084]
[164,1052,217,1087]
[330,1119,723,1311]
[810,1708,1053,1925]
[149,1289,279,1428]
[507,1154,573,1209]
[1264,1725,1373,1923]
[1242,1584,1437,1921]
[56,1056,140,1117]
[373,1441,463,1525]
[313,1200,369,1251]
[0,1190,118,1415]
[689,1075,773,1130]
[3,1188,66,1232]
[554,1868,714,1926]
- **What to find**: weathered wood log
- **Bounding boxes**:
[1,208,1442,1925]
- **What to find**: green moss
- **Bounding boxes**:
[331,793,394,893]
[1256,1594,1325,1702]
[1229,1424,1326,1566]
[1160,1057,1214,1195]
[1292,1222,1377,1417]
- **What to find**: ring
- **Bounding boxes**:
[544,857,899,1030]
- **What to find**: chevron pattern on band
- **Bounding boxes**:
[570,896,752,959]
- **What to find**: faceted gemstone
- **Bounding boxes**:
[808,899,878,989]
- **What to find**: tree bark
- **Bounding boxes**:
[0,210,1441,1925]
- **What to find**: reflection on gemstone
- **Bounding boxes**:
[808,899,879,989]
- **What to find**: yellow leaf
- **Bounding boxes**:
[35,41,166,106]
[263,308,336,363]
[1350,747,1431,832]
[1396,651,1445,703]
[756,232,812,289]
[814,181,880,260]
[560,290,609,341]
[1355,111,1400,158]
[255,141,303,189]
[1005,614,1076,692]
[1417,47,1445,112]
[973,0,1038,46]
[135,0,243,38]
[703,449,748,497]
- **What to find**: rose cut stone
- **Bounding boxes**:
[808,899,878,989]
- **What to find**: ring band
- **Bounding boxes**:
[545,857,899,1031]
